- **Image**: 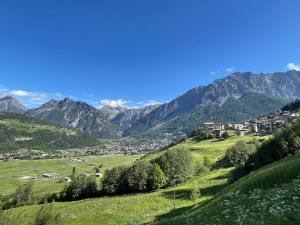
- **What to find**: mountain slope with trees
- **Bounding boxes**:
[0,112,99,153]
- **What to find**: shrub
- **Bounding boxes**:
[189,186,201,202]
[34,203,63,225]
[194,161,210,175]
[2,182,34,209]
[254,123,300,168]
[203,156,212,169]
[190,130,214,142]
[225,141,256,168]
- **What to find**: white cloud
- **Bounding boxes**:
[99,99,130,108]
[287,63,300,71]
[0,86,63,108]
[143,100,162,106]
[225,67,234,73]
[97,99,163,109]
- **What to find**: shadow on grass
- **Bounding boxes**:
[162,189,191,200]
[162,182,229,202]
[146,205,195,224]
[208,173,230,181]
[201,183,228,196]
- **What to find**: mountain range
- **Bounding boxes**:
[1,70,299,138]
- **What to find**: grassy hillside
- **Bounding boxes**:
[0,155,140,196]
[144,133,268,163]
[2,167,232,225]
[0,112,99,153]
[2,134,264,225]
[155,154,300,225]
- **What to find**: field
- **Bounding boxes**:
[0,155,141,196]
[3,167,232,225]
[1,134,261,225]
[145,134,269,162]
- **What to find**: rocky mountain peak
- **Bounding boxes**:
[0,96,27,114]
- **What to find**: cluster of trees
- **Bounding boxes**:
[222,119,300,181]
[0,203,62,225]
[189,130,215,142]
[1,182,34,210]
[281,99,300,112]
[102,149,194,195]
[0,113,100,153]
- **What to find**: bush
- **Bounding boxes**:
[194,161,210,175]
[2,182,34,209]
[254,123,300,169]
[225,141,257,168]
[189,186,201,202]
[203,156,212,169]
[190,130,214,142]
[222,131,230,139]
[155,149,194,186]
[34,203,63,225]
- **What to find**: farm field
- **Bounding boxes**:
[0,154,141,195]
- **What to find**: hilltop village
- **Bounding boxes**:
[203,110,298,138]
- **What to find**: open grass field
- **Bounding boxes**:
[145,134,269,162]
[0,155,141,196]
[3,167,232,225]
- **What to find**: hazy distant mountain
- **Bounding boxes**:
[0,96,27,114]
[112,104,160,131]
[124,70,300,136]
[26,98,121,138]
[99,105,127,120]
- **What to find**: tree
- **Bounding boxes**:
[34,203,63,225]
[71,166,76,180]
[155,149,193,186]
[102,166,127,194]
[222,132,230,139]
[189,185,201,203]
[65,174,97,200]
[225,141,256,168]
[10,182,33,208]
[148,164,166,190]
[126,161,153,192]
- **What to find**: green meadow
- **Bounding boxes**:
[1,134,263,224]
[0,155,140,196]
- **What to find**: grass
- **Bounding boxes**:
[154,154,300,225]
[145,134,269,163]
[3,168,232,225]
[2,134,278,225]
[0,155,140,196]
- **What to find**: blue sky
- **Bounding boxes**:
[0,0,300,108]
